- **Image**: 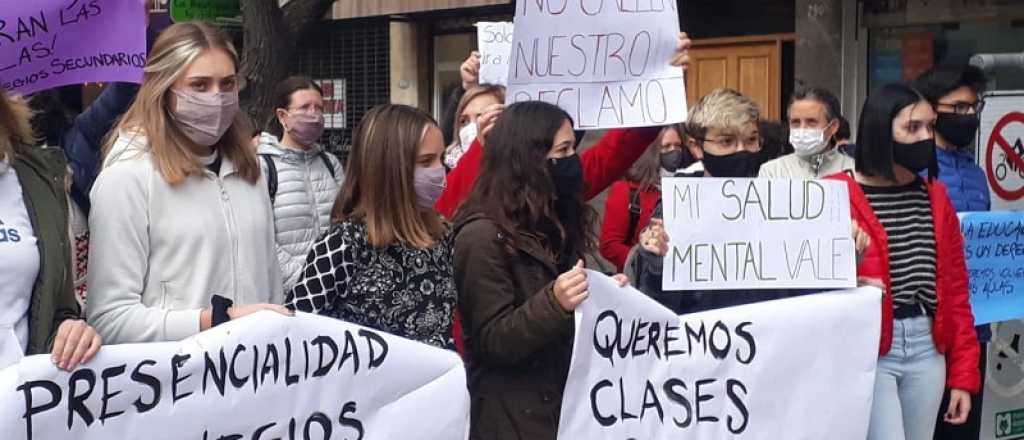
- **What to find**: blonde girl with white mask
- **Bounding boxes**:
[88,22,290,345]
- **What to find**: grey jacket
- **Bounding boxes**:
[256,133,344,290]
[758,148,854,179]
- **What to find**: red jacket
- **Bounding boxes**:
[435,127,661,220]
[599,180,661,271]
[827,172,981,393]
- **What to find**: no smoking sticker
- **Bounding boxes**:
[986,112,1024,201]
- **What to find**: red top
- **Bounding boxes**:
[599,180,661,271]
[435,127,661,220]
[826,172,981,393]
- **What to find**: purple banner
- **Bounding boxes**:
[0,0,146,95]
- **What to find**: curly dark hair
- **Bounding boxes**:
[456,101,597,266]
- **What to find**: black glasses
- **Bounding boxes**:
[937,100,984,116]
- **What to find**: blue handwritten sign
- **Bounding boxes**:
[960,212,1024,325]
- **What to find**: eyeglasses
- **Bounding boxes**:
[287,104,325,115]
[937,100,984,116]
[700,135,763,153]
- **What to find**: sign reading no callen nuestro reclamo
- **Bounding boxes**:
[506,1,687,130]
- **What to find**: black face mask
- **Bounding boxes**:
[547,155,585,271]
[936,113,980,148]
[548,154,584,197]
[660,150,684,172]
[701,150,768,178]
[892,139,936,174]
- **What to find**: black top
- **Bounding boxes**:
[861,178,938,315]
[285,220,457,350]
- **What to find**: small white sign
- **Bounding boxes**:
[476,21,514,86]
[661,178,857,291]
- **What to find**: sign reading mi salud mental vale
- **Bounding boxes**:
[661,178,857,291]
[0,312,469,440]
[507,1,686,129]
[558,271,880,439]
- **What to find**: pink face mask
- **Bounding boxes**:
[170,89,240,147]
[413,166,446,211]
[283,111,325,147]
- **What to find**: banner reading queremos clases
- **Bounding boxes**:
[559,271,882,439]
[0,312,469,440]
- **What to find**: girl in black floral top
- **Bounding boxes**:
[286,104,455,350]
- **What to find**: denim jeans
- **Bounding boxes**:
[868,316,947,440]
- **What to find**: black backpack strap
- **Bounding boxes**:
[259,154,278,204]
[318,151,337,180]
[627,186,642,241]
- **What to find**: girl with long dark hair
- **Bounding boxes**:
[454,101,628,439]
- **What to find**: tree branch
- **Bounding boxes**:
[239,0,338,128]
[282,0,338,43]
[239,1,291,128]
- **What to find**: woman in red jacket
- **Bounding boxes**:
[827,83,979,440]
[599,124,689,271]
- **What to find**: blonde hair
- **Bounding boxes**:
[104,22,259,185]
[686,88,760,140]
[454,84,506,129]
[332,104,444,249]
[0,89,35,161]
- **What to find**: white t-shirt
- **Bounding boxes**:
[0,158,39,361]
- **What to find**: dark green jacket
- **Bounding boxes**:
[10,143,79,355]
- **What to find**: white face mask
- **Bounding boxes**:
[789,128,829,158]
[459,122,478,148]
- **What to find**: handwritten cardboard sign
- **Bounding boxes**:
[960,211,1024,325]
[507,2,686,129]
[0,0,146,95]
[0,312,469,440]
[558,271,880,439]
[661,178,857,291]
[476,21,513,86]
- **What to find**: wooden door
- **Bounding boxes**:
[685,34,793,121]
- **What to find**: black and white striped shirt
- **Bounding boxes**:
[862,178,938,315]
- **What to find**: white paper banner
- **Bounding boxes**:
[661,177,857,291]
[506,2,686,129]
[559,271,881,439]
[476,21,514,86]
[0,312,469,440]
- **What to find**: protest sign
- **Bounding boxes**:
[960,211,1024,325]
[0,312,469,440]
[661,178,857,291]
[981,319,1024,440]
[559,271,881,439]
[476,22,513,86]
[506,2,686,129]
[0,0,146,95]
